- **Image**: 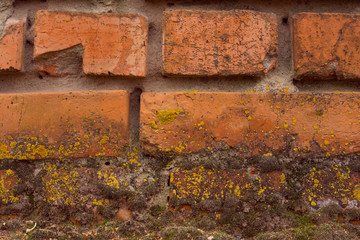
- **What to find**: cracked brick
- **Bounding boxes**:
[293,13,360,80]
[162,10,278,77]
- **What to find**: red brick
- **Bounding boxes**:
[140,92,360,157]
[0,90,129,160]
[293,13,360,80]
[162,10,278,76]
[34,10,148,77]
[0,21,24,72]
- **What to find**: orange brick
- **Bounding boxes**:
[140,92,360,157]
[162,10,278,76]
[0,90,129,160]
[293,13,360,80]
[34,10,148,77]
[0,21,24,72]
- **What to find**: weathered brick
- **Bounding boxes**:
[162,10,278,76]
[303,165,360,209]
[0,169,19,205]
[0,21,24,72]
[293,13,360,80]
[169,167,285,207]
[0,90,129,160]
[140,92,360,157]
[34,10,148,77]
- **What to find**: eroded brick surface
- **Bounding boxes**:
[0,170,19,205]
[162,10,278,76]
[169,167,285,206]
[303,165,360,209]
[293,13,360,80]
[34,10,148,77]
[0,22,24,72]
[140,92,360,157]
[0,90,129,160]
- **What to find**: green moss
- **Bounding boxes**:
[193,213,217,231]
[209,231,236,240]
[161,226,206,240]
[149,205,166,217]
[254,222,360,240]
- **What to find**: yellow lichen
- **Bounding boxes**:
[0,169,19,204]
[157,109,182,125]
[99,135,110,145]
[97,169,120,189]
[149,121,158,129]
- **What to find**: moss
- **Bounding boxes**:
[254,155,284,173]
[149,205,166,217]
[218,210,244,227]
[255,222,360,240]
[128,194,147,211]
[197,199,222,212]
[310,204,360,225]
[209,232,236,240]
[193,213,217,231]
[145,211,175,231]
[97,182,132,199]
[161,226,206,240]
[116,220,145,237]
[97,202,118,219]
[157,109,182,125]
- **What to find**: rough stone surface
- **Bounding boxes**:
[293,13,360,80]
[0,90,129,160]
[0,21,24,72]
[34,10,148,77]
[162,10,278,77]
[140,92,360,157]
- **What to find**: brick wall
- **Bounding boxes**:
[1,1,360,239]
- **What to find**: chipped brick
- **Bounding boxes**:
[34,10,148,77]
[293,13,360,80]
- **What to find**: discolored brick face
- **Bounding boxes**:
[0,22,24,72]
[140,92,360,157]
[34,10,148,77]
[293,13,360,80]
[162,10,278,77]
[0,90,129,160]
